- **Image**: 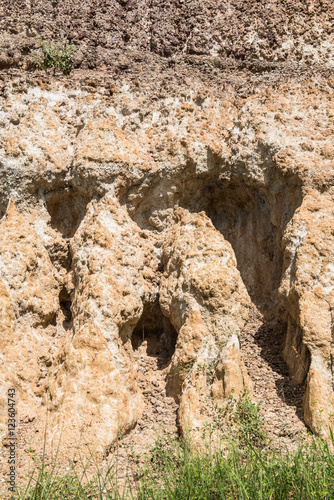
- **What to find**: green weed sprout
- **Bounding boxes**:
[33,37,76,76]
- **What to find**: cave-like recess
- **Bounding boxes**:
[42,168,306,386]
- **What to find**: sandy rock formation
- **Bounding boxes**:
[0,200,59,443]
[160,208,252,439]
[47,195,161,453]
[280,191,334,438]
[0,69,334,470]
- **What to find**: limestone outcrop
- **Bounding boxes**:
[280,191,334,437]
[160,208,252,438]
[48,196,156,453]
[0,71,334,466]
[0,200,60,440]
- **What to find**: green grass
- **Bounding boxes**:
[136,436,334,500]
[10,447,132,500]
[7,393,334,499]
[6,434,334,500]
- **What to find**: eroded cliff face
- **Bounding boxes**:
[0,73,334,465]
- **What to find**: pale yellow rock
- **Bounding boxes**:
[47,196,159,453]
[0,201,60,448]
[280,191,334,437]
[211,335,253,401]
[1,78,334,461]
[0,278,17,438]
[160,208,253,441]
[0,200,59,325]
